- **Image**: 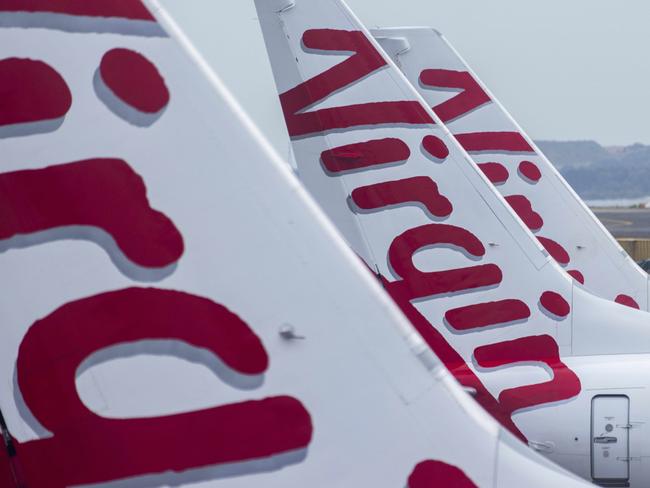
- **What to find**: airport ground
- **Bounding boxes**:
[592,207,650,262]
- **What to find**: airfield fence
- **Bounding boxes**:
[618,238,650,262]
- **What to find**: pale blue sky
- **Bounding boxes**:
[161,0,650,157]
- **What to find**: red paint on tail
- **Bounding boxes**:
[0,0,155,20]
[505,195,543,231]
[0,58,71,127]
[537,236,570,266]
[540,291,571,318]
[422,135,450,161]
[14,288,312,487]
[567,270,585,284]
[0,159,184,269]
[280,29,433,137]
[478,162,509,184]
[352,176,452,218]
[100,48,169,113]
[445,300,530,331]
[456,132,534,153]
[615,294,640,310]
[321,138,409,173]
[475,335,581,414]
[518,160,542,183]
[408,460,478,488]
[420,68,491,124]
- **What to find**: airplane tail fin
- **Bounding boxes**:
[0,1,589,486]
[254,0,650,455]
[372,26,650,310]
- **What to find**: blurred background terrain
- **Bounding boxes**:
[538,140,650,202]
[541,140,650,263]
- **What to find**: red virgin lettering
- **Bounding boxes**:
[537,236,570,266]
[0,0,155,20]
[540,291,570,318]
[422,135,450,161]
[408,460,478,488]
[445,300,530,331]
[387,224,502,299]
[0,159,184,272]
[474,335,581,414]
[567,269,585,284]
[279,29,432,137]
[0,447,16,488]
[518,160,542,183]
[296,45,583,444]
[478,162,509,185]
[420,69,491,123]
[456,132,534,153]
[615,294,640,310]
[505,195,543,231]
[382,274,526,440]
[321,138,409,173]
[351,176,452,218]
[0,58,71,131]
[100,48,169,114]
[14,288,312,487]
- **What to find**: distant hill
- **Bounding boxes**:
[535,140,650,200]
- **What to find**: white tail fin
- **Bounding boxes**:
[372,26,650,310]
[0,1,592,486]
[255,0,650,465]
